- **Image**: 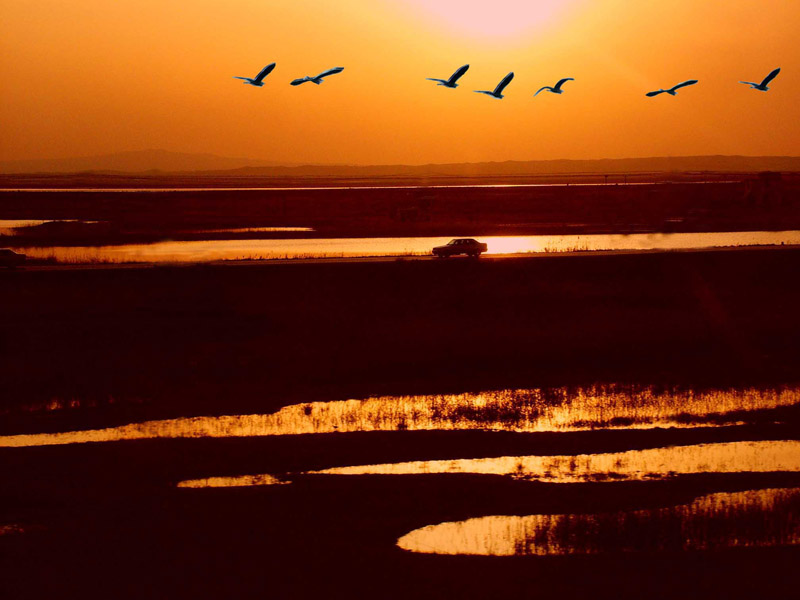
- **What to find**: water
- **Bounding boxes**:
[16,230,800,264]
[397,488,800,555]
[6,381,799,564]
[3,384,797,447]
[178,474,289,489]
[0,182,738,193]
[305,440,800,481]
[0,219,100,235]
[179,227,314,234]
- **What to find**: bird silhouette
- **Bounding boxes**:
[290,66,345,86]
[646,79,699,97]
[233,63,276,87]
[535,78,575,97]
[740,68,781,91]
[474,72,514,99]
[427,64,470,88]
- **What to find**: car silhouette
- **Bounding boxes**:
[432,238,488,258]
[0,249,26,269]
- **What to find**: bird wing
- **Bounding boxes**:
[494,72,514,95]
[254,63,276,82]
[426,78,448,84]
[534,87,551,97]
[760,68,781,87]
[315,66,344,79]
[474,90,493,96]
[670,79,698,92]
[554,78,574,91]
[646,90,664,97]
[739,81,758,86]
[290,77,308,86]
[448,64,469,84]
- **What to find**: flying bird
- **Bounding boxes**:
[646,79,699,97]
[534,78,575,97]
[426,64,470,88]
[233,63,276,87]
[290,66,345,86]
[474,72,514,99]
[740,68,781,91]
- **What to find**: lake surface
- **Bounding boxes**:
[16,230,800,263]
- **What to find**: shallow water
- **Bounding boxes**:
[2,384,797,447]
[308,440,800,481]
[0,182,737,193]
[177,474,288,488]
[397,487,800,555]
[180,227,314,234]
[0,219,99,235]
[176,440,800,488]
[16,230,800,263]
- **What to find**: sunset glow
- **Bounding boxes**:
[391,0,578,39]
[2,4,800,596]
[1,1,797,164]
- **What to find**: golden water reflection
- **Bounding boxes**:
[177,474,288,488]
[310,440,800,482]
[2,385,798,447]
[0,219,99,235]
[397,487,800,555]
[175,441,800,489]
[17,230,800,263]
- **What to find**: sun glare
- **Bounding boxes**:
[398,0,577,38]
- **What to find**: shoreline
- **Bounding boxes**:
[8,242,800,271]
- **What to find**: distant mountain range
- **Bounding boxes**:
[2,149,800,177]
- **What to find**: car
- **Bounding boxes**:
[432,238,488,258]
[0,249,26,269]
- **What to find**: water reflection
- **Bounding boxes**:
[309,440,800,482]
[0,182,740,193]
[2,385,798,447]
[0,219,100,235]
[182,227,315,234]
[174,441,800,489]
[16,230,800,263]
[177,474,288,488]
[397,487,800,555]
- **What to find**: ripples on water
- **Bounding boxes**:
[397,488,800,556]
[2,385,798,447]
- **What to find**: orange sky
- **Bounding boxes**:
[1,0,798,165]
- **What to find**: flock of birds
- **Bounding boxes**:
[235,63,782,98]
[234,63,344,87]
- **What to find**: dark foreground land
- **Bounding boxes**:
[2,247,800,432]
[3,248,800,599]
